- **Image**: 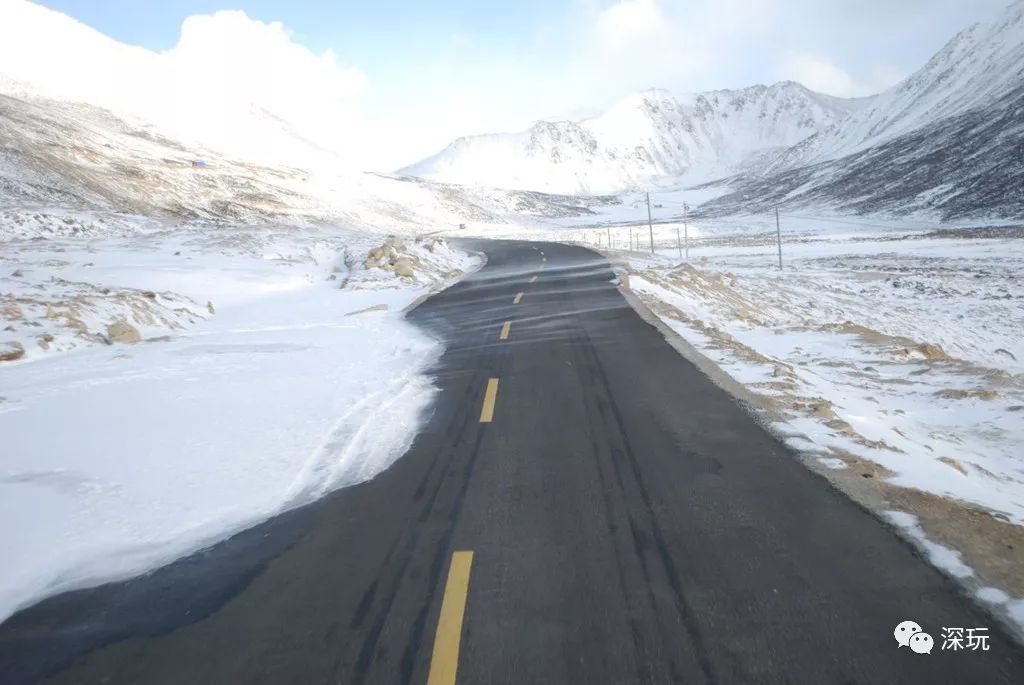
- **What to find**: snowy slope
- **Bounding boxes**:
[765,0,1024,173]
[701,1,1024,221]
[402,84,863,195]
[700,83,1024,221]
[820,0,1024,159]
[0,89,617,237]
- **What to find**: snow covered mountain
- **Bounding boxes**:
[3,0,1021,222]
[0,87,624,243]
[769,0,1024,172]
[700,82,1024,221]
[702,0,1024,220]
[838,1,1024,152]
[405,0,1024,210]
[401,83,864,195]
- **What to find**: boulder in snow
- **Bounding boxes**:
[392,258,417,278]
[106,320,141,344]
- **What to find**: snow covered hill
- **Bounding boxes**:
[1,88,626,240]
[818,0,1024,160]
[700,82,1024,221]
[405,0,1024,217]
[701,0,1024,221]
[401,83,863,195]
[762,0,1024,175]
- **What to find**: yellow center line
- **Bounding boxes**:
[479,378,499,423]
[530,275,538,283]
[513,292,523,304]
[426,551,475,685]
[499,320,511,340]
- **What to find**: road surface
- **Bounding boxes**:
[2,240,1023,683]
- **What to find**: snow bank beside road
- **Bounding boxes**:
[0,225,480,621]
[616,228,1024,630]
[622,232,1024,522]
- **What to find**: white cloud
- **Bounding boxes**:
[578,0,704,99]
[779,51,904,97]
[168,11,367,108]
[595,0,668,53]
[159,11,369,164]
[0,1,370,167]
[573,0,786,101]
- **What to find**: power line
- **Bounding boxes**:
[646,201,937,232]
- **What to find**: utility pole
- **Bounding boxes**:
[775,207,783,270]
[683,201,690,260]
[646,192,655,253]
[675,225,682,260]
[607,227,611,250]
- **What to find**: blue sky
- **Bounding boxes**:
[37,1,558,55]
[31,0,1014,165]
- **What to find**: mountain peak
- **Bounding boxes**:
[401,81,855,194]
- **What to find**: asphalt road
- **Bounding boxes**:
[2,240,1023,684]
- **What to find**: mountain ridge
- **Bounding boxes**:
[401,81,864,194]
[402,0,1024,201]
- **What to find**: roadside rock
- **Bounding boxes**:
[364,236,421,279]
[364,246,386,268]
[383,236,405,251]
[392,258,416,278]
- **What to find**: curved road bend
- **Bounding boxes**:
[2,240,1023,684]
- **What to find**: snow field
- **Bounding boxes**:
[0,224,481,620]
